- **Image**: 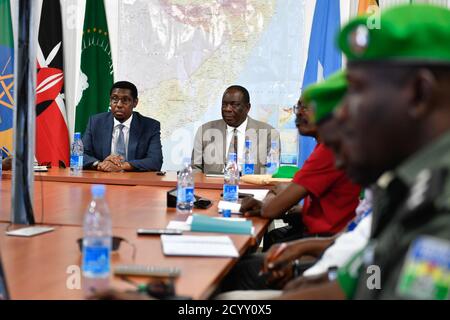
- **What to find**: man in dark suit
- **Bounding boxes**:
[82,81,163,172]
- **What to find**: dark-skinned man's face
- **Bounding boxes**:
[317,114,347,169]
[295,101,317,137]
[221,89,250,127]
[336,65,416,187]
[110,88,138,123]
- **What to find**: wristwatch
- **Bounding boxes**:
[92,161,100,169]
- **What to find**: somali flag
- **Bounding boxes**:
[0,0,14,158]
[298,0,342,167]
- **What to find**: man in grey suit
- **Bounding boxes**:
[192,85,279,174]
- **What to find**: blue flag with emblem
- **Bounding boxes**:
[298,0,342,167]
[0,0,14,159]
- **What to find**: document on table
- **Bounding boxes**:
[242,189,270,201]
[166,215,248,231]
[218,200,242,214]
[161,235,239,258]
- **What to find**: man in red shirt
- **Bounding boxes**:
[217,99,360,292]
[241,99,360,249]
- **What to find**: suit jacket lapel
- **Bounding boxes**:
[102,113,114,159]
[128,112,141,160]
[219,120,227,166]
[245,116,253,132]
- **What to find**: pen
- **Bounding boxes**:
[258,242,287,277]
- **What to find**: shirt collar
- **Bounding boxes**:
[226,117,248,134]
[113,113,133,129]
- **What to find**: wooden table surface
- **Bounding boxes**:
[2,168,271,190]
[0,223,256,300]
[0,179,268,238]
[0,178,271,300]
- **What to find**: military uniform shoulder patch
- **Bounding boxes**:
[397,236,450,300]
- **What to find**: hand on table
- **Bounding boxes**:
[97,160,123,172]
[239,196,263,217]
[261,240,318,288]
[104,154,124,166]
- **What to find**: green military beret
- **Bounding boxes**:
[302,70,347,124]
[338,4,450,64]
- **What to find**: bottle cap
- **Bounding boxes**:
[74,132,81,139]
[91,184,106,197]
[182,157,191,166]
[222,209,231,218]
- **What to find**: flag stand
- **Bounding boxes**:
[10,0,37,226]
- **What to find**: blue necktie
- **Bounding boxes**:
[116,124,127,160]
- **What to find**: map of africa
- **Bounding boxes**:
[117,0,306,169]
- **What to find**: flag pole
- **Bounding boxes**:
[11,0,37,225]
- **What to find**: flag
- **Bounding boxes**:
[358,0,379,15]
[0,0,14,158]
[75,0,113,134]
[36,0,70,167]
[298,0,342,167]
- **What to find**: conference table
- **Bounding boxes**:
[0,170,274,300]
[1,168,271,189]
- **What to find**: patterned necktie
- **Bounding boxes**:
[228,128,238,157]
[115,124,127,160]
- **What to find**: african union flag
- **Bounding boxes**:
[0,0,14,158]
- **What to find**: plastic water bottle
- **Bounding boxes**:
[70,132,84,174]
[243,139,255,175]
[223,152,239,203]
[176,158,195,214]
[266,140,280,175]
[82,184,112,295]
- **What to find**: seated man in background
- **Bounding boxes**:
[241,96,361,251]
[82,81,163,172]
[218,71,363,294]
[192,85,279,174]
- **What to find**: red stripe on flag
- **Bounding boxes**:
[35,101,70,167]
[36,0,69,167]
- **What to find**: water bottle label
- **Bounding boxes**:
[82,246,110,275]
[223,185,238,202]
[243,163,255,175]
[70,155,78,168]
[266,162,278,175]
[177,187,194,202]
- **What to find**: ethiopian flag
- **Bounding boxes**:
[75,0,113,134]
[0,0,14,157]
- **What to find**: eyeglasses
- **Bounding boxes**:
[77,236,136,261]
[110,96,133,106]
[292,103,309,114]
[222,102,244,110]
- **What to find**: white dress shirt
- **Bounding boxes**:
[225,117,248,168]
[302,190,373,277]
[111,114,133,159]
